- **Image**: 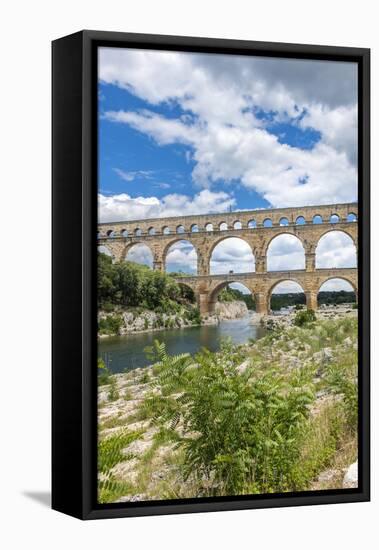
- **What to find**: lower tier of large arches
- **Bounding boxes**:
[175,271,358,315]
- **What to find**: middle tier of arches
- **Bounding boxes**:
[102,227,358,277]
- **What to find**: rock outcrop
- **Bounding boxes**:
[215,300,248,320]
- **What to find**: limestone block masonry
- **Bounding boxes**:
[98,202,358,315]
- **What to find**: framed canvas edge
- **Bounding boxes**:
[52,30,370,520]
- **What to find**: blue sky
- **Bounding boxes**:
[98,48,358,292]
[99,85,270,211]
[99,83,323,210]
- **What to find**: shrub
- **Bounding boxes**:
[108,377,119,401]
[98,314,124,335]
[98,357,111,386]
[185,307,201,325]
[294,309,316,327]
[144,342,317,496]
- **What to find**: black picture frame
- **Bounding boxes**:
[52,30,370,520]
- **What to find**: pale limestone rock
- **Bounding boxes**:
[343,461,358,488]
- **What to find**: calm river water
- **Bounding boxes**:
[98,312,267,373]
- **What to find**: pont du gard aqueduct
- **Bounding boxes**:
[98,202,358,315]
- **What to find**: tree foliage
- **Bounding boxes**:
[98,253,195,312]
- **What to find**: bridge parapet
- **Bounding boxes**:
[98,202,357,237]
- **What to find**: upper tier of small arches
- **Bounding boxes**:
[99,211,357,239]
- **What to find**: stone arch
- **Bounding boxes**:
[125,242,154,268]
[263,218,273,228]
[148,226,156,236]
[135,227,142,236]
[162,226,171,235]
[247,219,256,229]
[316,227,357,246]
[268,279,306,313]
[347,212,357,222]
[106,229,115,237]
[176,281,197,304]
[313,215,323,224]
[209,236,255,275]
[296,216,306,225]
[208,280,254,313]
[279,217,289,226]
[233,220,242,230]
[163,239,198,274]
[317,276,357,298]
[121,229,128,237]
[266,233,305,271]
[330,213,340,224]
[219,221,228,231]
[176,224,185,234]
[191,223,199,233]
[205,222,213,232]
[315,230,357,268]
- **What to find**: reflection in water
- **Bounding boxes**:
[98,313,266,373]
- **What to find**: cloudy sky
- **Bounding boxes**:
[98,47,358,293]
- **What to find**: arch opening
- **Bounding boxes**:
[135,228,142,237]
[219,222,228,231]
[316,231,357,269]
[347,212,357,222]
[191,224,199,233]
[313,215,323,224]
[148,227,155,236]
[126,243,153,268]
[248,219,256,229]
[263,218,273,228]
[296,216,306,225]
[176,282,196,305]
[267,234,305,271]
[279,217,289,226]
[162,226,170,235]
[269,280,305,313]
[176,225,185,234]
[205,223,213,232]
[210,237,255,275]
[165,240,197,275]
[317,278,357,308]
[330,214,340,224]
[233,220,242,230]
[106,229,115,237]
[212,282,256,312]
[121,229,128,237]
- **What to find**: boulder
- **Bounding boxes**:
[343,461,358,488]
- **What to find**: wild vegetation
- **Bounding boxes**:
[98,253,202,335]
[98,315,358,503]
[98,253,196,312]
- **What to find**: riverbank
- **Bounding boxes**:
[98,300,248,337]
[98,310,358,503]
[260,303,357,331]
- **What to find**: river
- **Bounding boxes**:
[98,312,266,373]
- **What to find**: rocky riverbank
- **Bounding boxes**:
[98,300,249,337]
[260,303,357,331]
[98,309,358,503]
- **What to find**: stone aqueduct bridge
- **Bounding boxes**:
[98,202,358,315]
